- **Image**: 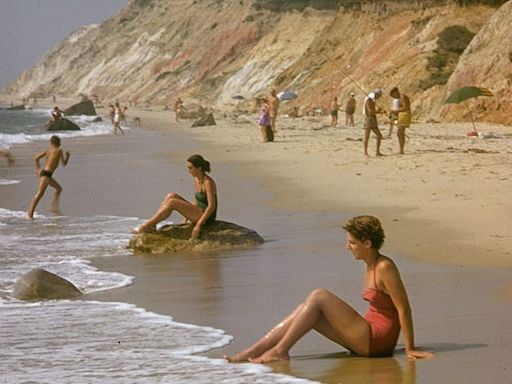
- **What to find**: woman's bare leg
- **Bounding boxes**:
[133,193,203,233]
[250,288,371,363]
[225,305,305,362]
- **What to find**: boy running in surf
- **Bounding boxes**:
[27,135,70,219]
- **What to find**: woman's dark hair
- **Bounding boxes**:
[187,154,211,173]
[342,215,385,249]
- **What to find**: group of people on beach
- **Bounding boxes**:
[17,87,430,365]
[329,86,411,157]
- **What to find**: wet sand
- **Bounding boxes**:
[1,100,511,383]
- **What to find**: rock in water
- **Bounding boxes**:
[63,99,96,116]
[191,112,216,127]
[13,268,82,301]
[46,118,80,131]
[128,220,264,254]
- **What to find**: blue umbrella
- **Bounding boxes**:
[277,90,297,101]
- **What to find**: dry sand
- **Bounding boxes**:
[1,99,511,383]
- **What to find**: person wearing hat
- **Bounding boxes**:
[363,89,384,157]
[345,92,356,126]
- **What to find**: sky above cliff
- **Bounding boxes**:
[0,0,128,90]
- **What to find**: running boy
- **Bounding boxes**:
[27,135,70,219]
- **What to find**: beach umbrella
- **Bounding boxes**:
[277,90,297,101]
[445,86,494,133]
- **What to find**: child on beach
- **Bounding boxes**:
[226,215,433,363]
[27,135,71,219]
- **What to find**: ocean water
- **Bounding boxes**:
[0,106,116,148]
[0,108,316,383]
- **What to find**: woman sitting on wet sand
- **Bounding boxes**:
[133,154,217,239]
[226,215,433,363]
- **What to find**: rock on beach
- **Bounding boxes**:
[46,117,80,131]
[13,268,82,301]
[128,220,264,254]
[63,99,97,116]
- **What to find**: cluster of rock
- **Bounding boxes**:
[178,105,217,127]
[128,220,264,254]
[45,99,98,131]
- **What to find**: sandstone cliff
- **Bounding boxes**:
[3,0,511,124]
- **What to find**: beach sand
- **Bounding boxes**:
[1,100,511,383]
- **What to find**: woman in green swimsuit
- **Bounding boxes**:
[133,154,217,239]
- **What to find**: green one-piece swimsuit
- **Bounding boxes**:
[195,191,217,225]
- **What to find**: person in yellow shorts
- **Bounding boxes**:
[390,87,411,155]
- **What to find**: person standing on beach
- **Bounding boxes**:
[258,97,272,143]
[345,93,356,126]
[363,90,384,157]
[226,215,433,363]
[132,154,217,240]
[175,98,185,123]
[27,135,70,219]
[330,96,340,127]
[386,93,401,138]
[390,87,411,155]
[269,89,280,134]
[112,102,125,135]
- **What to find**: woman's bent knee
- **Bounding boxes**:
[308,288,333,303]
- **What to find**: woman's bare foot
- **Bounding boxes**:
[249,348,290,364]
[224,348,259,363]
[131,224,156,234]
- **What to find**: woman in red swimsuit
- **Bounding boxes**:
[226,215,433,363]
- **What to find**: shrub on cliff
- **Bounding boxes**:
[420,25,475,90]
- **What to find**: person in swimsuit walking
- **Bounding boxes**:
[225,215,433,363]
[132,154,217,240]
[27,135,71,219]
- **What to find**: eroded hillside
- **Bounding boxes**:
[3,0,511,124]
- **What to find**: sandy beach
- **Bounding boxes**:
[1,99,511,383]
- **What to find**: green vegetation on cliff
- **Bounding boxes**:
[420,25,475,90]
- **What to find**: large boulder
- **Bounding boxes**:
[46,118,80,131]
[128,220,264,254]
[191,112,216,127]
[63,99,96,116]
[13,268,82,301]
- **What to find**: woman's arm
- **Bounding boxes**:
[380,260,433,359]
[191,177,217,239]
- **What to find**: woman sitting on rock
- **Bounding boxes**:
[133,154,217,239]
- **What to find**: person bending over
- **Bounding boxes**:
[133,154,217,240]
[226,215,433,363]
